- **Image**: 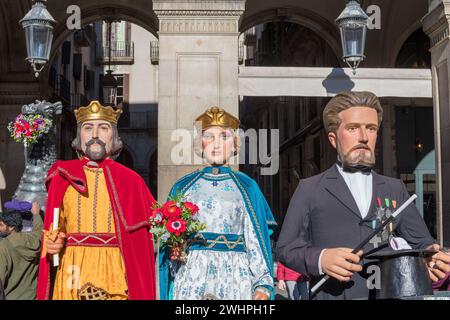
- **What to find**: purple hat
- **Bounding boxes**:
[4,199,32,213]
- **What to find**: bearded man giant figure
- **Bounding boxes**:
[37,101,156,300]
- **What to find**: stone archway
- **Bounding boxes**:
[41,3,159,85]
[389,21,424,67]
[239,6,342,64]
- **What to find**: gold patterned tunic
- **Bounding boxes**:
[52,167,128,300]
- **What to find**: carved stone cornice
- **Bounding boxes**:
[159,19,239,33]
[154,0,245,34]
[153,0,245,14]
[154,10,243,17]
[422,0,450,48]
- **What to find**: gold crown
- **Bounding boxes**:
[195,107,240,130]
[74,101,122,124]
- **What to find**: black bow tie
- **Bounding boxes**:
[337,161,372,174]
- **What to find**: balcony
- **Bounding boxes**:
[150,41,159,65]
[96,41,134,65]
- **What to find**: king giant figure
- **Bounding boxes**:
[37,101,156,300]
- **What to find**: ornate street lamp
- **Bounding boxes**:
[102,19,118,106]
[20,0,56,78]
[102,70,118,106]
[336,0,369,74]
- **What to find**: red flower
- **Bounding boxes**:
[166,218,186,236]
[184,202,199,215]
[15,124,23,132]
[150,208,164,224]
[162,201,182,219]
[163,200,176,208]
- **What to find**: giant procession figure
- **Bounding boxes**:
[276,91,450,300]
[159,107,276,300]
[37,101,157,300]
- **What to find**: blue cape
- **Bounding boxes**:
[158,166,277,300]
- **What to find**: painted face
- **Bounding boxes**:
[328,106,379,167]
[80,120,113,161]
[201,126,236,165]
[0,221,13,238]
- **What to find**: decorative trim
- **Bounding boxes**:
[78,282,111,300]
[66,233,119,247]
[84,166,104,173]
[159,19,239,34]
[46,167,87,193]
[430,25,450,47]
[77,192,82,233]
[107,205,112,233]
[202,174,231,181]
[181,171,204,194]
[153,0,245,13]
[92,170,100,233]
[197,233,245,250]
[155,10,244,17]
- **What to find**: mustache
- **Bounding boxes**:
[85,138,106,147]
[350,144,371,152]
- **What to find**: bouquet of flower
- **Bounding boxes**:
[149,193,206,263]
[7,114,52,147]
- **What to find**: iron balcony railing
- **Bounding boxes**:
[96,41,135,65]
[71,93,89,109]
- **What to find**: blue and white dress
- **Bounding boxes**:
[159,166,276,300]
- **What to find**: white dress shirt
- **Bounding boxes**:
[336,164,373,219]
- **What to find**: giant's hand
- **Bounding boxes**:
[277,279,286,291]
[426,244,450,282]
[253,290,270,300]
[31,201,40,216]
[321,248,363,282]
[45,232,66,255]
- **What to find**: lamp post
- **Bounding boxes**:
[336,0,369,74]
[102,70,118,106]
[102,19,118,106]
[20,0,56,78]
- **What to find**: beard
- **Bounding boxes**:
[0,231,10,238]
[338,142,376,168]
[84,138,108,161]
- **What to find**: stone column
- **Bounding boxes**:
[423,0,450,246]
[154,0,246,201]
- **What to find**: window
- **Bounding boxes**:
[115,74,124,105]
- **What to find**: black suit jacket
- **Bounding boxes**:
[276,165,436,300]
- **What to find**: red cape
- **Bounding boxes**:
[36,158,156,300]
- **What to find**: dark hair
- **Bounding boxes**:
[323,91,383,133]
[71,123,123,159]
[0,211,23,232]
